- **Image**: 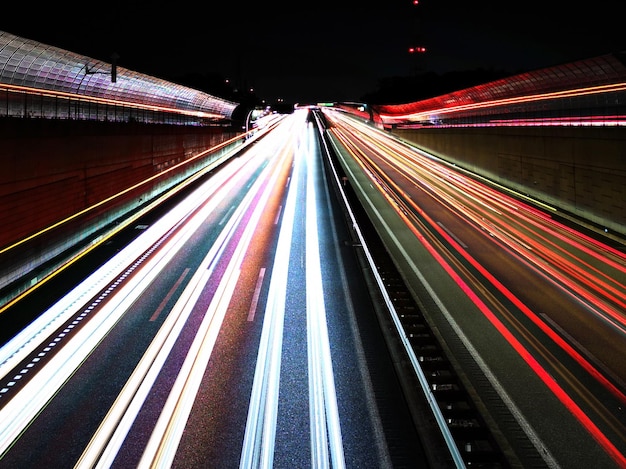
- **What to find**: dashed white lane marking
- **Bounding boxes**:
[248,267,266,322]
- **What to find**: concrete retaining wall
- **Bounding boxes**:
[391,126,626,237]
[0,118,242,299]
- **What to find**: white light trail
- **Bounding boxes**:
[240,113,304,469]
[77,193,242,467]
[139,119,291,469]
[0,148,254,377]
[76,118,292,468]
[304,124,346,469]
[81,268,211,468]
[0,138,266,459]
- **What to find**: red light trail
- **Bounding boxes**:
[327,111,626,467]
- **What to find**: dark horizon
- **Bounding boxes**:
[2,0,624,104]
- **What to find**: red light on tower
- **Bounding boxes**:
[409,46,426,53]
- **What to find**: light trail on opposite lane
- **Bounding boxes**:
[325,109,626,468]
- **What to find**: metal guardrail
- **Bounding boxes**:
[311,110,467,468]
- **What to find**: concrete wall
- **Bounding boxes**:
[391,126,626,237]
[0,118,243,300]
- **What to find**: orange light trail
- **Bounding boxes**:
[333,122,626,401]
[332,115,626,330]
[328,117,626,466]
[418,215,626,468]
[378,82,626,123]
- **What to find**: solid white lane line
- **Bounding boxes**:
[305,125,346,469]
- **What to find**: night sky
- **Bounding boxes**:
[2,1,624,104]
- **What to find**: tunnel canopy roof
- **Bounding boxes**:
[375,52,626,119]
[0,30,238,121]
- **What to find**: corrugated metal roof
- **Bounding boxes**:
[0,30,238,120]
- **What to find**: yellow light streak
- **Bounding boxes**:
[0,135,245,315]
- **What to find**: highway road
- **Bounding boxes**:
[2,105,624,469]
[0,110,430,468]
[324,108,626,468]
